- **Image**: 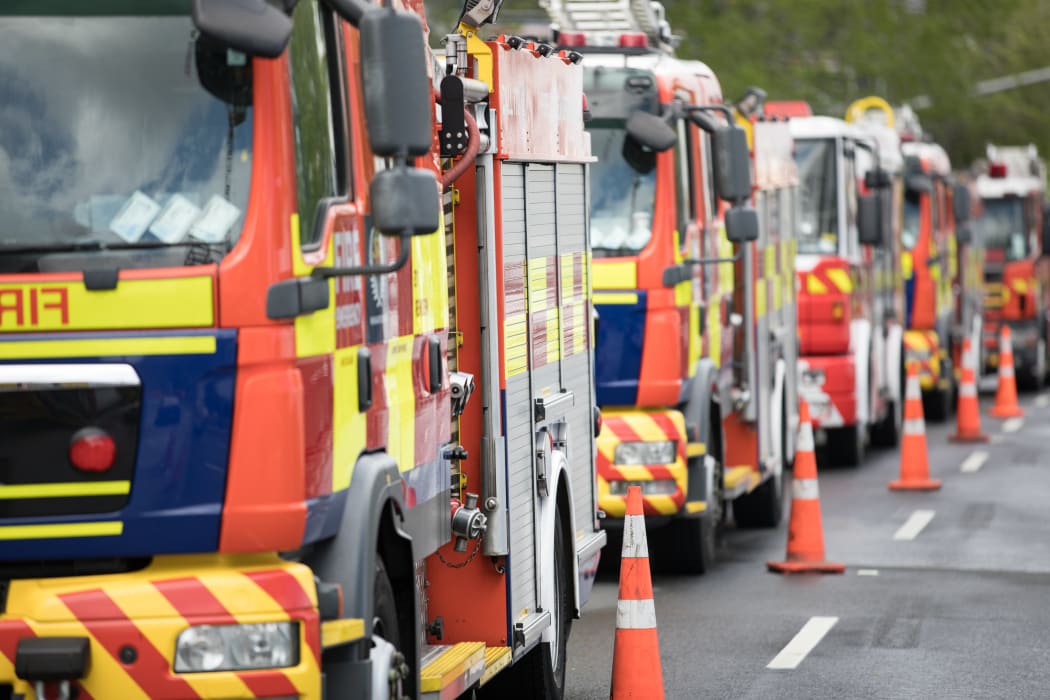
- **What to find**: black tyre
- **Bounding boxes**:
[1017,339,1046,392]
[825,422,865,468]
[480,513,571,699]
[924,357,954,422]
[373,557,400,648]
[657,513,717,575]
[733,469,784,528]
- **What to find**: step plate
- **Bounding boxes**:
[420,642,485,699]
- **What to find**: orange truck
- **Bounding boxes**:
[548,0,799,574]
[976,144,1050,389]
[0,1,604,698]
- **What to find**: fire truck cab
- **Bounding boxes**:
[0,1,604,698]
[976,144,1050,389]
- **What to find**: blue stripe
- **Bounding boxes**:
[594,292,647,406]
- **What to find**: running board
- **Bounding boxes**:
[723,465,760,500]
[421,642,509,699]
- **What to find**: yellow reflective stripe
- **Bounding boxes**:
[686,442,706,458]
[1012,278,1030,294]
[706,297,721,367]
[593,260,638,290]
[332,345,368,492]
[764,246,776,278]
[825,267,853,293]
[0,481,130,499]
[386,335,416,473]
[0,336,215,360]
[684,500,707,514]
[593,292,638,305]
[806,274,829,294]
[755,278,767,318]
[504,313,529,377]
[0,521,123,539]
[322,619,367,648]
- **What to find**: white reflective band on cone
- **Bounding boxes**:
[903,418,925,435]
[906,375,921,398]
[959,383,977,397]
[616,598,657,630]
[792,478,819,500]
[620,515,649,558]
[1000,365,1014,378]
[796,424,815,453]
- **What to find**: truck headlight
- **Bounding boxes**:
[175,622,299,673]
[613,440,676,465]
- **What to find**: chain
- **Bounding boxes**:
[435,539,482,569]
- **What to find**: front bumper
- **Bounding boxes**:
[0,555,327,699]
[595,410,688,519]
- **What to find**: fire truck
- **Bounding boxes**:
[0,1,604,699]
[768,101,901,466]
[545,0,798,574]
[896,139,963,420]
[976,144,1050,389]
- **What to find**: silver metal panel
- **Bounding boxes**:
[502,164,527,260]
[526,164,558,258]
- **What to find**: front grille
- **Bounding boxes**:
[0,378,140,519]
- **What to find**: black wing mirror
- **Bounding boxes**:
[191,0,292,58]
[713,126,752,203]
[858,193,882,246]
[625,111,677,153]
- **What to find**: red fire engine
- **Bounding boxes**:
[976,144,1050,389]
[0,1,603,698]
[547,0,798,574]
[769,101,901,466]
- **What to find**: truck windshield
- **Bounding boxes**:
[795,138,838,255]
[588,123,657,257]
[980,197,1028,261]
[902,189,920,250]
[0,4,253,272]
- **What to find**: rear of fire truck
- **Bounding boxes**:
[977,144,1050,389]
[0,2,604,699]
[781,110,896,466]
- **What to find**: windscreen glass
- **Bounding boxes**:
[0,2,253,271]
[795,138,838,255]
[980,197,1028,261]
[902,189,920,250]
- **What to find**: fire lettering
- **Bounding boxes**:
[0,287,70,328]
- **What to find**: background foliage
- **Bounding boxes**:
[424,0,1050,170]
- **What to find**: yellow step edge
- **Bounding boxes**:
[723,466,754,491]
[685,442,706,458]
[321,619,366,649]
[684,501,707,514]
[420,642,486,693]
[478,647,513,687]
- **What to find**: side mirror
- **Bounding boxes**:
[191,0,292,58]
[906,173,933,194]
[858,193,882,246]
[864,168,891,190]
[359,8,433,158]
[713,126,752,203]
[725,206,759,243]
[952,184,971,223]
[371,167,441,236]
[625,111,677,153]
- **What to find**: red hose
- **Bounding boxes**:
[441,107,481,189]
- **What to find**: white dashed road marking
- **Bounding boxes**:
[961,450,989,473]
[857,569,880,576]
[1002,418,1024,433]
[1035,394,1050,408]
[894,510,935,541]
[767,616,839,670]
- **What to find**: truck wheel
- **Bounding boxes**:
[825,423,864,467]
[733,468,783,528]
[1018,339,1046,392]
[871,361,903,449]
[658,512,717,575]
[373,558,400,649]
[480,513,571,699]
[924,358,954,422]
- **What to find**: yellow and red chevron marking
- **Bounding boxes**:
[596,410,687,518]
[904,330,942,390]
[0,555,323,699]
[801,265,854,295]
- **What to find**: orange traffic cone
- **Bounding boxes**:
[949,338,989,443]
[767,401,845,575]
[989,326,1024,418]
[889,362,942,491]
[610,486,664,700]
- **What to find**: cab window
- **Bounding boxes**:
[288,2,349,249]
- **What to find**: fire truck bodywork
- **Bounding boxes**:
[0,3,602,698]
[976,144,1050,389]
[788,114,901,466]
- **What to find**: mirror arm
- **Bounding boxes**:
[689,104,735,124]
[312,233,411,279]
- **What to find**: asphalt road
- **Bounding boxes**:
[564,387,1050,699]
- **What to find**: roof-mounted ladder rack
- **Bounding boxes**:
[540,0,675,49]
